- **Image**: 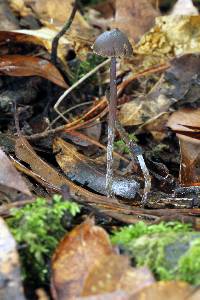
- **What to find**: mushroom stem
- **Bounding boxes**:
[106,57,117,197]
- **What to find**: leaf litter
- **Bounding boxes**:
[1,0,200,299]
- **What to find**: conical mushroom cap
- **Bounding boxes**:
[92,29,133,58]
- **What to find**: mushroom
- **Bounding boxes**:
[92,29,133,197]
[167,108,200,186]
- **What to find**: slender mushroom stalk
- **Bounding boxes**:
[106,57,117,195]
[92,29,133,197]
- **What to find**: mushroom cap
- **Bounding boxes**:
[92,29,133,58]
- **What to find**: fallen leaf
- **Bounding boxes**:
[167,108,200,185]
[114,0,159,42]
[53,138,139,199]
[119,54,200,127]
[130,281,193,300]
[10,0,89,28]
[14,27,71,64]
[136,16,200,58]
[15,137,128,211]
[0,147,31,199]
[0,30,46,49]
[51,218,114,300]
[0,217,26,300]
[51,219,154,300]
[0,55,67,88]
[14,25,96,62]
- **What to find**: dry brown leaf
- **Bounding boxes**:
[51,219,114,300]
[51,219,154,300]
[167,108,200,185]
[119,54,200,128]
[0,217,25,300]
[15,25,96,62]
[136,16,200,58]
[130,281,193,300]
[118,94,171,127]
[10,0,89,28]
[14,27,71,64]
[15,137,74,188]
[53,137,139,199]
[15,137,126,211]
[0,55,67,88]
[0,147,31,198]
[114,0,159,42]
[0,30,46,49]
[83,262,154,297]
[139,112,170,141]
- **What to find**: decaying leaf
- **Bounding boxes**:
[51,219,154,300]
[0,147,31,201]
[130,281,194,300]
[0,217,25,300]
[167,108,200,186]
[14,27,72,64]
[15,25,96,62]
[118,92,171,127]
[53,138,139,199]
[114,0,159,42]
[15,136,127,212]
[9,0,89,28]
[0,55,67,88]
[119,54,200,127]
[0,30,46,49]
[136,16,200,58]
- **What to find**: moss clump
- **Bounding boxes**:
[114,134,138,154]
[70,54,105,84]
[6,195,80,284]
[111,221,200,284]
[111,221,190,245]
[178,239,200,284]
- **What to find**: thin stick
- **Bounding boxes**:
[106,57,117,197]
[53,58,110,122]
[115,121,151,205]
[50,101,93,127]
[51,0,78,65]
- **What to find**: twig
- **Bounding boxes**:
[53,58,110,122]
[51,0,78,65]
[115,121,151,205]
[50,100,93,128]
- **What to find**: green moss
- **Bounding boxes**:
[111,222,200,284]
[178,239,200,285]
[70,54,105,84]
[114,134,138,155]
[6,195,80,284]
[111,221,190,245]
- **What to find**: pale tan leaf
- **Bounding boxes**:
[0,147,31,197]
[0,217,25,300]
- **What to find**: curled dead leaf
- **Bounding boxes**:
[0,147,31,199]
[167,108,200,185]
[51,219,154,300]
[0,55,67,88]
[0,217,25,300]
[53,137,140,199]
